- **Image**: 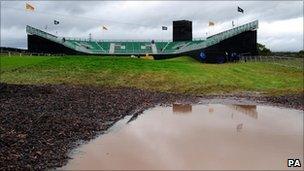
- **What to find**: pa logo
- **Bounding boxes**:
[287,159,301,167]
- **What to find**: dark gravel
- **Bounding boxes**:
[257,94,304,110]
[0,83,303,170]
[0,83,197,170]
[201,93,304,110]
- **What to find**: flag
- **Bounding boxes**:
[162,26,168,30]
[102,26,108,30]
[237,6,244,13]
[54,20,59,25]
[208,21,215,26]
[25,3,35,11]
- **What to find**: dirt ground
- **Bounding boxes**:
[0,83,303,170]
[0,83,197,170]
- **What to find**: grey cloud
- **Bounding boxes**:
[1,1,303,51]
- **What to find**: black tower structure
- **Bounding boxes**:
[173,20,192,42]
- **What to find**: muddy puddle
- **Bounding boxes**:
[60,104,303,170]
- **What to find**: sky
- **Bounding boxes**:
[1,1,303,52]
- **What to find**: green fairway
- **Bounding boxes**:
[1,55,303,95]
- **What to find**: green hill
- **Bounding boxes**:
[1,55,303,95]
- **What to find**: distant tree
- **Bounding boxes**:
[257,43,271,56]
[297,50,304,58]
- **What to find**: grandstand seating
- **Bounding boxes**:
[97,42,110,53]
[26,20,258,55]
[155,42,167,51]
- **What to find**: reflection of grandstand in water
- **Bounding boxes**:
[172,104,192,114]
[229,104,258,119]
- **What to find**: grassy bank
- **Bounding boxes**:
[1,55,303,95]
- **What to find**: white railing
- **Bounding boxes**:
[240,56,303,69]
[65,37,171,43]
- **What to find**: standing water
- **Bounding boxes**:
[60,104,303,170]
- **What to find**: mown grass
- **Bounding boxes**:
[0,55,303,95]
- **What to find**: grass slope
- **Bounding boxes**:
[1,55,303,95]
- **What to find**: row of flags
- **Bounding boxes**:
[25,3,34,11]
[54,20,59,25]
[25,3,108,30]
[26,3,59,26]
[238,6,244,13]
[25,2,245,31]
[209,21,215,26]
[208,6,244,27]
[26,3,61,27]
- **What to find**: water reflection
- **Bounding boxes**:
[236,123,243,132]
[208,107,214,114]
[61,104,303,170]
[172,103,192,114]
[127,113,139,124]
[229,104,258,119]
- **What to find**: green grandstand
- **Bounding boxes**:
[26,20,258,56]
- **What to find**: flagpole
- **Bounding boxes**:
[236,0,238,27]
[207,23,209,37]
[206,23,210,39]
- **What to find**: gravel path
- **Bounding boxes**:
[0,83,302,170]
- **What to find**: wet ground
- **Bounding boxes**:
[0,83,197,170]
[61,104,303,170]
[0,83,303,170]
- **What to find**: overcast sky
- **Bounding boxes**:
[1,1,303,51]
